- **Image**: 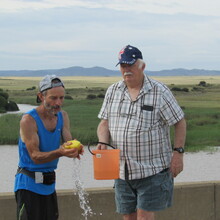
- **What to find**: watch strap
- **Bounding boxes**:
[174,147,184,153]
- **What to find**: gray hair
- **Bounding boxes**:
[137,59,145,69]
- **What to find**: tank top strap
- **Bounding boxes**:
[26,109,63,132]
[56,111,63,131]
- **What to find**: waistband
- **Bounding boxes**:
[17,167,56,185]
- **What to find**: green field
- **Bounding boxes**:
[1,76,220,151]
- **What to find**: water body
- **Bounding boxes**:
[1,145,220,193]
[0,104,37,117]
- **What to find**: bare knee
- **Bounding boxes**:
[123,210,155,220]
[137,209,155,220]
[123,212,137,220]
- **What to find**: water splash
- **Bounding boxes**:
[72,158,94,219]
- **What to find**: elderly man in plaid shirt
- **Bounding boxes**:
[97,45,186,220]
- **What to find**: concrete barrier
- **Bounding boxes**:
[0,181,220,220]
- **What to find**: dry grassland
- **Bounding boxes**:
[1,75,220,90]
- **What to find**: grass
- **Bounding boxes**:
[1,76,220,151]
[0,99,104,145]
[0,76,120,90]
[173,84,220,151]
[0,114,21,144]
[63,99,103,143]
[2,75,220,89]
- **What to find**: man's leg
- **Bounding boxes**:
[122,210,154,220]
[15,190,58,220]
[15,190,29,220]
[123,212,137,220]
[137,209,155,220]
[45,191,59,220]
[115,179,137,216]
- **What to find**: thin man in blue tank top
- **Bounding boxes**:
[14,75,84,220]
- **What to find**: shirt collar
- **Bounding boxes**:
[142,75,153,93]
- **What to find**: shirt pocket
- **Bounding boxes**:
[137,107,160,130]
[139,110,153,129]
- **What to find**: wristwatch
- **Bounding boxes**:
[173,147,184,153]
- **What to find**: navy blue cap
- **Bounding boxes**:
[116,45,143,66]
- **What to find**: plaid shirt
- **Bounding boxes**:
[98,75,184,180]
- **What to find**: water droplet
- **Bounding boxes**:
[72,159,95,219]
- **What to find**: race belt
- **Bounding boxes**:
[17,167,56,185]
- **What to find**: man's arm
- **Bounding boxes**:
[61,110,72,142]
[20,113,79,164]
[170,118,186,177]
[97,119,110,149]
[61,110,84,159]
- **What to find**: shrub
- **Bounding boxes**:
[65,95,73,100]
[212,114,220,119]
[26,86,36,91]
[171,87,189,92]
[191,87,204,92]
[5,101,19,111]
[0,96,7,108]
[0,107,6,113]
[97,94,105,98]
[171,87,182,91]
[198,81,207,87]
[0,92,9,100]
[87,94,97,100]
[182,88,189,92]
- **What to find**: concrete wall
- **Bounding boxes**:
[1,181,220,220]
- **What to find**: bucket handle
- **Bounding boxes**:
[88,142,116,155]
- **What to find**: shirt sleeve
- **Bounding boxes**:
[98,87,110,120]
[159,88,184,126]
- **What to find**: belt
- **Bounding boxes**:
[17,167,56,185]
[160,168,169,173]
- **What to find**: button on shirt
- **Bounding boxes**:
[98,75,184,180]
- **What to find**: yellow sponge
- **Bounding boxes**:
[65,140,81,149]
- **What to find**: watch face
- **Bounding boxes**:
[174,147,184,153]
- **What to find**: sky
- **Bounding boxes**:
[0,0,220,71]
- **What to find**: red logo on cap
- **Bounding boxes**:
[118,47,126,60]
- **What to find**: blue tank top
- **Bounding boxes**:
[14,109,63,195]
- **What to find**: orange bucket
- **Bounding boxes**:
[88,142,120,180]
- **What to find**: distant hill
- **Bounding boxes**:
[0,66,220,77]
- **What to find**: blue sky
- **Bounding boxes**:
[0,0,220,71]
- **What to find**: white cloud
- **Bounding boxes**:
[0,0,220,16]
[0,0,220,70]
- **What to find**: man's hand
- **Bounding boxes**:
[96,143,107,150]
[61,143,84,159]
[170,152,184,177]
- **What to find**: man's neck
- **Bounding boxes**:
[126,75,144,89]
[36,105,57,120]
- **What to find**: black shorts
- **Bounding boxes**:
[15,189,59,220]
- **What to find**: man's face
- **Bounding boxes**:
[42,86,65,115]
[120,61,144,84]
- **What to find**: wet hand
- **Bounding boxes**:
[77,144,84,159]
[61,147,79,158]
[62,141,84,159]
